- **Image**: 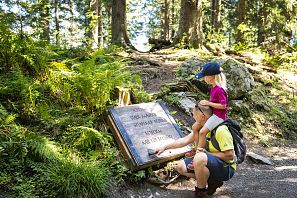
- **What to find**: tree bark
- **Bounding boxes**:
[171,0,175,39]
[104,0,112,44]
[211,0,221,33]
[215,0,221,33]
[111,0,133,48]
[40,0,50,42]
[69,0,75,44]
[162,0,170,40]
[88,0,99,48]
[174,0,203,48]
[236,0,246,42]
[211,0,215,33]
[54,0,60,46]
[257,0,267,45]
[98,0,103,47]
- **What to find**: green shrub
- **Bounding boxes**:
[47,49,141,114]
[68,126,112,152]
[42,160,112,198]
[0,124,113,198]
[0,21,54,75]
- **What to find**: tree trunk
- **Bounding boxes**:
[40,0,50,42]
[211,0,221,33]
[69,0,75,44]
[98,0,103,47]
[257,0,267,45]
[54,0,60,46]
[236,0,246,42]
[214,0,221,33]
[88,0,99,48]
[162,0,170,40]
[171,0,175,39]
[174,0,203,48]
[111,0,133,47]
[211,0,215,33]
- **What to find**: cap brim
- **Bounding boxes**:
[195,72,205,79]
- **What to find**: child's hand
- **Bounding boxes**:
[199,100,209,106]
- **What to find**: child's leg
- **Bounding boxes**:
[197,125,209,148]
[186,122,203,169]
[197,114,224,148]
[185,122,202,158]
[192,121,203,149]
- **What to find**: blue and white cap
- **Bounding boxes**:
[195,62,221,79]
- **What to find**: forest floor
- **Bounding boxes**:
[117,50,297,198]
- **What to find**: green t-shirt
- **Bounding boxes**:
[207,125,237,170]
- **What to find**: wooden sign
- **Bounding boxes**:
[107,102,190,170]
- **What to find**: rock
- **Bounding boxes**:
[178,58,255,100]
[177,59,206,78]
[216,58,255,100]
[245,64,263,74]
[189,78,210,94]
[229,100,244,110]
[229,100,251,118]
[263,105,270,112]
[254,102,271,112]
[175,92,196,116]
[246,152,274,165]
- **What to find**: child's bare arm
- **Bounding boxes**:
[200,100,226,109]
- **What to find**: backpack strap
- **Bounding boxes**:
[206,121,226,152]
[206,119,240,151]
[209,127,221,152]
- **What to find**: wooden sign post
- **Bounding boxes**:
[107,102,190,170]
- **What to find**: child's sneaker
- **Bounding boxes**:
[185,149,196,158]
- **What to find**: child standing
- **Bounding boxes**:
[186,61,228,169]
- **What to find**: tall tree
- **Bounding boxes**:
[69,0,75,44]
[40,0,50,42]
[98,0,103,47]
[54,0,60,46]
[236,0,246,42]
[111,0,133,47]
[211,0,221,33]
[161,0,170,40]
[175,0,203,48]
[87,0,99,48]
[257,0,267,46]
[171,0,176,39]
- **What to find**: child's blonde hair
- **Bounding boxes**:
[214,72,227,90]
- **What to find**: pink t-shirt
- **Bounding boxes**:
[210,85,228,120]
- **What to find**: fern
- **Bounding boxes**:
[46,50,142,114]
[27,133,62,163]
[71,126,112,151]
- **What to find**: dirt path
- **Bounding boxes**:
[121,142,297,198]
[119,119,297,197]
[121,51,297,198]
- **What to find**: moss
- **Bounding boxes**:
[177,56,190,61]
[163,94,180,106]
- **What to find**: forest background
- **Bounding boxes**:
[0,0,296,197]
